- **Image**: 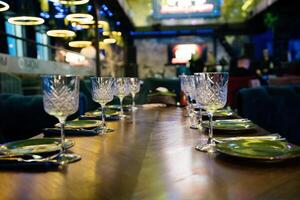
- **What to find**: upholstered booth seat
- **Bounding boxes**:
[236,86,300,144]
[0,93,87,143]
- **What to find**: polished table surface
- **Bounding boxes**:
[1,107,300,200]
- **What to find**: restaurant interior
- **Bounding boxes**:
[0,0,300,199]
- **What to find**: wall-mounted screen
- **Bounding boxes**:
[153,0,221,19]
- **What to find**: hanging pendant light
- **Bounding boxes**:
[0,1,9,12]
[46,16,76,38]
[7,0,44,26]
[50,0,89,6]
[66,13,93,23]
[103,38,116,44]
[8,16,44,26]
[69,41,91,48]
[47,29,76,38]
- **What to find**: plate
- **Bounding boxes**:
[202,109,233,117]
[85,109,119,117]
[107,105,131,112]
[202,119,256,131]
[0,138,74,155]
[56,120,102,129]
[216,139,300,161]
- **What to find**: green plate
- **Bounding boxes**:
[56,120,102,129]
[107,105,131,111]
[202,119,256,131]
[0,138,74,155]
[216,139,300,161]
[202,109,233,117]
[85,109,119,117]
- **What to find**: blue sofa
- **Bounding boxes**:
[236,86,300,144]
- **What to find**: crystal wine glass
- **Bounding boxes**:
[42,75,80,163]
[128,77,140,112]
[115,77,130,119]
[179,75,194,117]
[194,72,228,152]
[91,77,115,134]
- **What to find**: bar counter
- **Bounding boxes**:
[0,107,300,200]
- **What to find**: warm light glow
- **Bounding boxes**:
[0,1,9,12]
[46,29,76,38]
[66,13,93,23]
[242,0,254,11]
[112,31,122,36]
[69,41,92,48]
[50,0,89,5]
[161,0,214,14]
[8,16,44,26]
[65,52,86,63]
[103,38,116,44]
[77,20,108,30]
[102,31,110,36]
[172,44,200,64]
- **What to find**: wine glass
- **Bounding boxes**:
[194,72,228,152]
[179,75,195,116]
[115,77,130,119]
[128,77,140,111]
[42,75,80,163]
[91,77,115,134]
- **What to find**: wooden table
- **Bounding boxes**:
[1,107,300,200]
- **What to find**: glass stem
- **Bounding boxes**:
[186,100,191,116]
[120,97,124,116]
[207,112,214,145]
[132,93,135,109]
[59,117,66,154]
[101,104,106,128]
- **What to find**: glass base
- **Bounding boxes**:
[119,114,128,120]
[100,127,115,135]
[190,124,199,129]
[58,153,81,163]
[195,143,216,153]
[132,106,138,112]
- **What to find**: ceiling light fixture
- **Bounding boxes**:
[47,29,76,38]
[66,13,93,23]
[57,0,89,6]
[68,41,92,48]
[103,38,116,44]
[8,16,45,26]
[0,1,9,12]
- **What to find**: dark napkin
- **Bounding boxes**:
[43,127,101,137]
[79,115,120,121]
[0,159,61,171]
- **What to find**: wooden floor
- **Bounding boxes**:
[1,107,300,200]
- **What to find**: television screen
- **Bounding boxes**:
[153,0,221,19]
[168,43,203,65]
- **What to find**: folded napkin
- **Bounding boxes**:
[79,115,120,121]
[43,127,101,137]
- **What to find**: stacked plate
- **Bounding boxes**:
[202,119,256,131]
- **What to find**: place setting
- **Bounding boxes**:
[182,73,300,163]
[43,119,103,137]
